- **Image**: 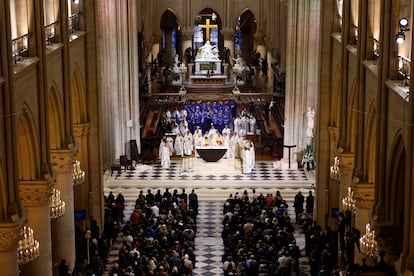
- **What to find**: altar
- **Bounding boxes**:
[195,60,222,74]
[195,146,228,162]
[190,75,226,85]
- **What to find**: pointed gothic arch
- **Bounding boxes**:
[71,66,87,124]
[193,8,223,50]
[160,9,182,66]
[16,104,40,180]
[234,9,257,64]
[384,132,405,255]
[48,83,65,149]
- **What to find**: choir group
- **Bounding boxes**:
[158,100,258,173]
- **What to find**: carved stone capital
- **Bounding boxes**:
[73,123,90,137]
[0,224,19,251]
[50,149,76,172]
[353,183,374,209]
[19,180,52,207]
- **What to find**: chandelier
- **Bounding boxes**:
[73,160,85,185]
[342,186,356,214]
[18,226,40,265]
[330,156,341,180]
[50,188,66,219]
[360,223,377,258]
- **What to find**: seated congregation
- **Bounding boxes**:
[106,188,199,276]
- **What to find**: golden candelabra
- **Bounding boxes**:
[50,188,66,219]
[73,160,85,185]
[342,186,356,214]
[330,156,341,180]
[360,223,377,258]
[18,226,40,265]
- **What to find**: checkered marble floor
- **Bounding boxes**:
[193,202,224,276]
[112,160,309,182]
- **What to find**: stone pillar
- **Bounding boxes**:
[353,183,374,264]
[316,126,340,229]
[50,149,76,271]
[19,181,53,276]
[181,28,193,57]
[221,28,234,62]
[223,63,229,81]
[337,152,355,199]
[0,224,20,276]
[284,0,321,161]
[72,124,96,228]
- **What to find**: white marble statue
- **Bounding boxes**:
[306,107,315,138]
[233,55,246,68]
[195,41,220,61]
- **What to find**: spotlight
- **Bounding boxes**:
[399,18,409,31]
[396,31,405,44]
[73,0,79,4]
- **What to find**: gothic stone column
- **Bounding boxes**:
[50,149,76,271]
[337,152,355,199]
[0,223,20,276]
[353,182,374,264]
[19,180,53,276]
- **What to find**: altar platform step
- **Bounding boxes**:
[103,160,315,204]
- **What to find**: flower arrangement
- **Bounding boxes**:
[216,136,223,145]
[301,145,315,170]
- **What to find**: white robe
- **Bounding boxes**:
[243,141,255,174]
[174,135,184,156]
[166,136,174,156]
[183,133,193,156]
[160,142,171,169]
[223,134,231,158]
[249,116,256,133]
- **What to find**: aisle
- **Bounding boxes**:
[193,202,224,276]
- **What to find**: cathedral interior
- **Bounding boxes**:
[1,0,414,275]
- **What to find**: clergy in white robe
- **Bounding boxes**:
[174,133,184,156]
[183,130,193,156]
[222,124,231,137]
[243,139,255,174]
[249,116,256,133]
[193,129,203,158]
[159,138,171,169]
[166,136,174,156]
[223,132,231,158]
[233,116,241,136]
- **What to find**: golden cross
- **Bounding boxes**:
[198,19,218,42]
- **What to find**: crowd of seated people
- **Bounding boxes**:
[221,189,299,276]
[105,188,199,276]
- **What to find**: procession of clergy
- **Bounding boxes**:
[158,100,257,174]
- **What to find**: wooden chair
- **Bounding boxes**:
[119,155,132,171]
